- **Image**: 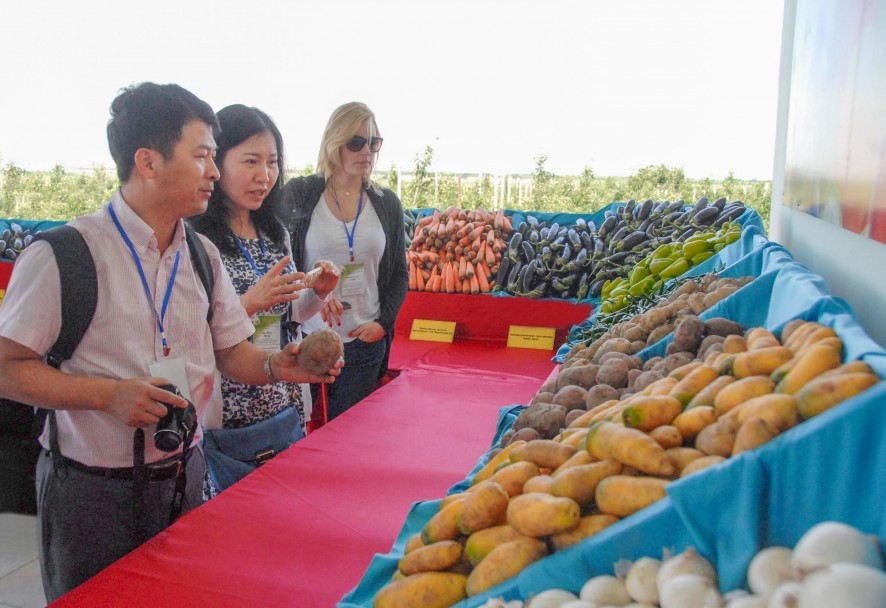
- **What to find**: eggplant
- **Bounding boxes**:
[520,240,535,263]
[714,204,746,227]
[609,225,629,243]
[619,230,648,251]
[580,231,594,252]
[567,228,582,252]
[507,232,523,260]
[526,215,539,228]
[713,197,728,211]
[575,217,588,232]
[693,206,720,226]
[635,198,654,221]
[506,260,523,289]
[521,261,537,292]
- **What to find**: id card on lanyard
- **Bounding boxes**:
[109,205,193,401]
[237,235,284,351]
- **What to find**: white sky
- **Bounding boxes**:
[0,0,784,180]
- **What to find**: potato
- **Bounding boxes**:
[639,308,670,333]
[398,540,463,575]
[507,427,540,445]
[597,358,630,389]
[598,351,643,370]
[621,322,648,343]
[634,370,666,393]
[375,572,467,607]
[659,352,695,375]
[593,338,634,362]
[643,356,663,371]
[555,364,600,390]
[457,481,510,534]
[512,403,567,439]
[506,494,581,537]
[552,385,589,412]
[672,315,705,353]
[465,538,547,596]
[704,317,745,338]
[530,391,555,405]
[703,285,738,309]
[627,368,644,388]
[697,335,726,360]
[298,328,344,375]
[688,291,708,315]
[564,408,588,426]
[647,324,674,345]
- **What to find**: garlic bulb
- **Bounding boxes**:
[746,546,794,598]
[767,581,802,608]
[579,575,631,606]
[791,521,883,578]
[625,557,661,604]
[657,547,718,597]
[799,562,886,608]
[526,589,579,608]
[659,573,723,608]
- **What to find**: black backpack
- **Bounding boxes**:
[0,224,214,514]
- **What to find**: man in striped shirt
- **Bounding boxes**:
[0,82,341,602]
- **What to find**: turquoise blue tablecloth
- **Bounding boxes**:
[339,234,886,606]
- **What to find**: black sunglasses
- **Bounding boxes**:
[345,135,383,153]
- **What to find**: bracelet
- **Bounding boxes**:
[263,352,278,383]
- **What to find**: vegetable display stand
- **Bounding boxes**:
[0,261,12,290]
[394,291,593,346]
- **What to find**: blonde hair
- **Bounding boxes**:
[316,101,381,190]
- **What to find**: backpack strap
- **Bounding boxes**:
[33,226,98,367]
[32,226,98,478]
[184,224,214,324]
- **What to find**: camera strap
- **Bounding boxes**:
[130,414,196,544]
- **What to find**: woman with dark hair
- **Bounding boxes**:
[190,104,339,495]
[282,102,408,422]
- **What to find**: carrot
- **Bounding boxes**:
[464,260,475,279]
[458,256,468,280]
[492,238,505,254]
[469,272,480,295]
[427,266,439,292]
[478,259,493,281]
[454,273,463,293]
[500,213,513,232]
[444,261,456,293]
[431,274,442,293]
[462,276,471,294]
[476,266,490,293]
[456,222,474,240]
[485,243,496,268]
[415,265,426,291]
[494,209,504,231]
[416,213,436,228]
[467,225,485,242]
[444,215,456,236]
[408,261,418,291]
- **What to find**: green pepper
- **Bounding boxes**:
[628,276,655,297]
[712,242,725,253]
[659,257,690,279]
[649,257,673,276]
[629,265,650,284]
[690,250,716,265]
[650,243,673,260]
[682,239,713,260]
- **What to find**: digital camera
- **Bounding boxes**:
[153,384,197,452]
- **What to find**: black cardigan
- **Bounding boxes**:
[281,174,408,333]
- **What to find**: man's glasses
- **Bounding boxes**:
[345,135,383,153]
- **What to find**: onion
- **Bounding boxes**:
[558,601,599,608]
[766,581,802,608]
[791,521,884,578]
[799,562,886,608]
[625,557,661,604]
[659,573,724,608]
[527,589,579,608]
[657,547,718,597]
[579,575,631,606]
[746,546,794,598]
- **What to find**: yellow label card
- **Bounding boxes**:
[410,319,456,343]
[0,289,5,308]
[507,325,556,350]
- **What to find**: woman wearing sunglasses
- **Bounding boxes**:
[282,102,408,421]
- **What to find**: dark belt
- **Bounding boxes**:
[48,449,190,482]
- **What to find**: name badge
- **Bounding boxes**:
[253,314,282,352]
[340,263,366,297]
[149,357,192,401]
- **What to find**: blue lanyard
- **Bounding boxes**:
[108,204,180,357]
[236,234,268,277]
[334,189,365,262]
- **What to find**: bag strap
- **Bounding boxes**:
[32,226,98,477]
[33,226,98,367]
[185,224,214,324]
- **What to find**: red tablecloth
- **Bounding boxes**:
[51,294,591,607]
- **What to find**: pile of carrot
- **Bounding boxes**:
[406,206,512,294]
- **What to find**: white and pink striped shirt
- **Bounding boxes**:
[0,191,255,467]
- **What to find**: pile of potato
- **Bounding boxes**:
[372,320,882,608]
[505,273,754,445]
